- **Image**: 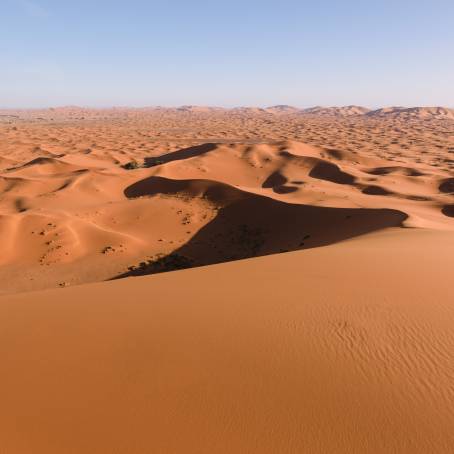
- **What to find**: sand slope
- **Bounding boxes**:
[1,108,454,452]
[1,228,453,453]
[0,109,453,293]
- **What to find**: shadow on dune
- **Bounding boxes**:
[439,178,454,194]
[262,171,298,194]
[308,161,356,185]
[144,143,217,167]
[366,166,425,177]
[362,185,394,196]
[262,170,287,188]
[114,176,408,279]
[442,204,454,217]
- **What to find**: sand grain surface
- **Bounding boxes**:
[1,229,454,453]
[0,107,453,292]
[0,107,453,453]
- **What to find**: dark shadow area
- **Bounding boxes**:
[309,161,356,185]
[405,195,431,202]
[273,185,298,194]
[262,171,298,194]
[442,204,454,218]
[439,178,454,194]
[113,176,408,279]
[262,171,287,188]
[362,185,393,196]
[366,166,425,177]
[124,175,240,203]
[143,143,218,167]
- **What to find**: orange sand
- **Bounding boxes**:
[1,228,454,453]
[0,106,453,453]
[0,106,452,293]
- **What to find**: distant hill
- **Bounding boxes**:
[231,107,269,114]
[366,106,454,120]
[2,105,453,120]
[265,105,301,114]
[176,105,226,113]
[300,106,371,117]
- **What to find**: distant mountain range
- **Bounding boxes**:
[265,105,454,119]
[297,105,371,117]
[177,105,454,119]
[365,106,454,120]
[2,105,453,120]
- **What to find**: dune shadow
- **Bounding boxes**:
[262,171,298,194]
[309,161,356,185]
[441,204,454,218]
[273,185,298,194]
[144,143,217,167]
[439,178,454,194]
[365,166,425,177]
[262,171,287,188]
[113,176,408,279]
[362,185,393,196]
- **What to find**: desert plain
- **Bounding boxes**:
[0,105,453,453]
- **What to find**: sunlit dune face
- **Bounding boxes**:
[0,108,453,293]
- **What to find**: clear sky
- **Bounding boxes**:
[1,0,453,108]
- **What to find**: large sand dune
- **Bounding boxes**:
[0,107,453,452]
[0,109,453,293]
[1,228,453,453]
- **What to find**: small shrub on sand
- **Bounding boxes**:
[122,160,142,170]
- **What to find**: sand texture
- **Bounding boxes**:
[0,106,453,453]
[0,107,453,293]
[1,228,454,453]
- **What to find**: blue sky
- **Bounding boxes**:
[1,0,453,108]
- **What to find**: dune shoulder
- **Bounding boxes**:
[1,228,453,453]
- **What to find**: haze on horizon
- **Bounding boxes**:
[1,0,454,109]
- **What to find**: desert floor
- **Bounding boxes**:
[0,107,453,453]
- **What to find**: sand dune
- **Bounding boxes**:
[301,105,371,116]
[119,174,406,276]
[367,106,454,120]
[0,107,453,453]
[0,109,453,293]
[1,228,454,453]
[265,104,301,114]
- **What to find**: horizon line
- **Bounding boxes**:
[1,104,453,111]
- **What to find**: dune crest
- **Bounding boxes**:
[0,109,452,293]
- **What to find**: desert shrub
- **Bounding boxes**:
[130,253,194,275]
[122,160,141,170]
